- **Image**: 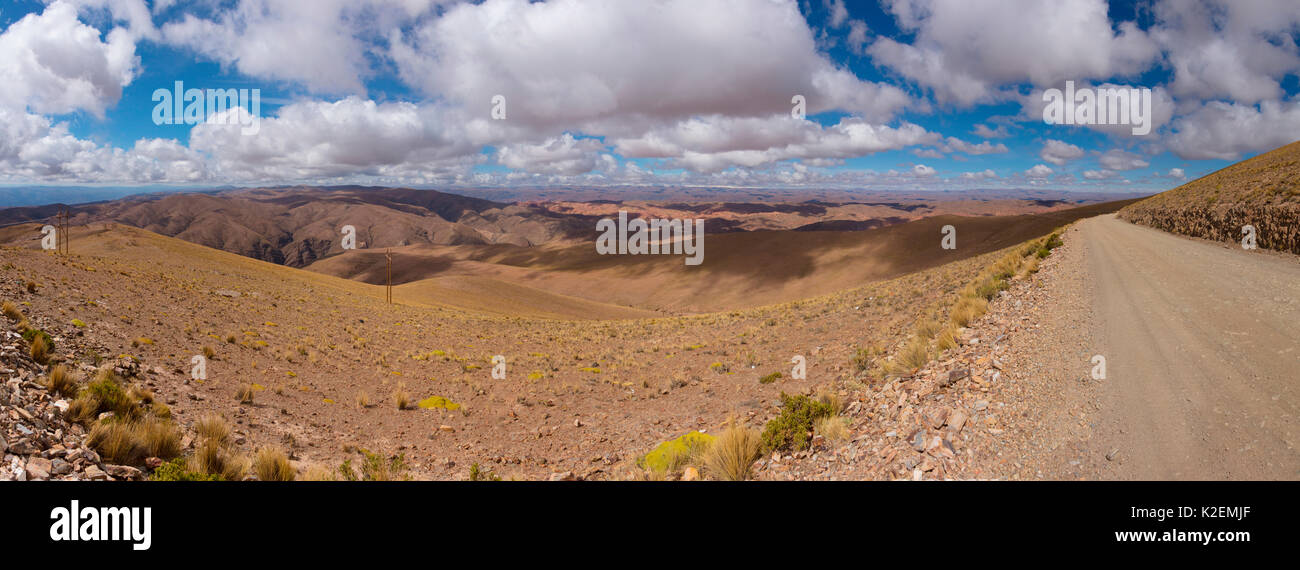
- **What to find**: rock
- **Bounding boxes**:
[973,400,989,411]
[214,290,241,298]
[1106,448,1119,461]
[50,458,71,476]
[0,435,6,454]
[681,466,700,481]
[910,430,926,452]
[548,471,576,481]
[439,425,455,433]
[52,399,69,414]
[145,457,164,470]
[84,465,109,480]
[948,409,968,433]
[25,457,52,480]
[926,407,949,429]
[810,434,826,449]
[573,419,583,427]
[942,368,970,387]
[105,464,144,481]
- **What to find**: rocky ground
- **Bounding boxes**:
[767,224,1099,480]
[2,335,147,481]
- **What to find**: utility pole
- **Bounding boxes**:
[386,248,393,304]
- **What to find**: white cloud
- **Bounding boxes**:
[868,0,1158,106]
[496,134,605,176]
[942,137,1008,155]
[1025,164,1054,178]
[912,164,936,177]
[971,124,1010,139]
[1168,167,1186,180]
[1039,139,1085,165]
[189,97,487,182]
[1097,149,1150,171]
[1151,0,1300,105]
[960,169,998,180]
[613,115,936,172]
[0,1,138,116]
[390,0,913,131]
[160,0,445,94]
[1166,99,1300,159]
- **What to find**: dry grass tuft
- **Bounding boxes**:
[30,334,50,365]
[1,301,21,322]
[815,415,850,442]
[393,384,410,410]
[301,464,336,481]
[236,383,255,404]
[45,364,77,397]
[194,414,230,444]
[253,446,295,481]
[702,423,762,481]
[355,390,370,408]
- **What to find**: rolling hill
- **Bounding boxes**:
[1120,140,1300,254]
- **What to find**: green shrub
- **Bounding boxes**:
[638,431,715,473]
[759,371,782,384]
[151,458,220,481]
[760,393,836,453]
[468,463,502,481]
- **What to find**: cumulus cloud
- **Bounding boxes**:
[159,0,446,94]
[1165,98,1300,160]
[0,1,138,116]
[1025,164,1054,178]
[0,106,208,183]
[189,97,488,182]
[971,124,1010,139]
[961,169,998,180]
[868,0,1158,106]
[497,134,605,176]
[1039,140,1085,165]
[613,115,936,172]
[1097,149,1150,171]
[941,137,1008,155]
[1150,0,1300,105]
[390,0,913,131]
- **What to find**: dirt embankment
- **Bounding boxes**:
[1120,140,1300,254]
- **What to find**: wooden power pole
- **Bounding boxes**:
[385,248,393,304]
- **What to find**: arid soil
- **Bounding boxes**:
[1,222,1006,480]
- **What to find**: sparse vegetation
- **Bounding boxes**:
[638,430,715,474]
[702,423,762,481]
[760,392,836,453]
[253,446,295,481]
[45,364,76,397]
[236,384,255,404]
[2,301,23,321]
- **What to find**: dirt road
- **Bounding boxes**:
[1079,214,1299,479]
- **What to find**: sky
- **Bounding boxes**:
[0,0,1298,193]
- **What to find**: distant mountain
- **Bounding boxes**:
[0,186,197,208]
[0,186,601,267]
[1120,140,1300,254]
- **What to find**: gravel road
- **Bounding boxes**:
[1079,214,1299,479]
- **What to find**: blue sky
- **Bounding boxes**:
[1,0,1298,192]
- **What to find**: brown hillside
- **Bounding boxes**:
[1119,140,1300,253]
[308,199,1138,313]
